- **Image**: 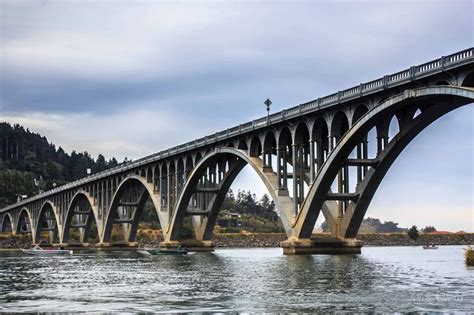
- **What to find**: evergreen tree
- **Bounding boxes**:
[407,225,419,240]
[0,122,120,207]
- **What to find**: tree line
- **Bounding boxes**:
[0,122,126,207]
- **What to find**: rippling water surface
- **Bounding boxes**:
[0,246,472,312]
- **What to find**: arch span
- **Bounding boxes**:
[102,175,164,244]
[16,208,32,234]
[1,213,13,233]
[63,191,99,244]
[35,201,61,244]
[294,86,474,239]
[167,147,295,241]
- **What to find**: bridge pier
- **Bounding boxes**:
[95,241,139,248]
[159,240,215,252]
[280,237,362,255]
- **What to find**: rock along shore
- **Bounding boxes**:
[212,232,474,248]
[1,232,473,249]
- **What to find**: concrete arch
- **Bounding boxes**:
[294,122,310,145]
[461,71,474,87]
[331,111,350,140]
[102,174,164,243]
[310,116,330,171]
[153,165,160,190]
[1,213,13,233]
[249,134,263,157]
[63,190,99,244]
[262,131,277,170]
[237,138,248,150]
[311,116,329,140]
[185,155,193,172]
[263,130,277,149]
[35,200,61,244]
[278,126,293,148]
[352,104,369,126]
[146,167,153,183]
[195,151,203,164]
[167,148,295,241]
[16,207,32,234]
[294,86,474,239]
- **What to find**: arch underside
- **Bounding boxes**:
[16,209,32,234]
[167,148,297,241]
[63,192,99,244]
[102,175,163,244]
[35,202,60,244]
[294,86,474,239]
[1,213,13,233]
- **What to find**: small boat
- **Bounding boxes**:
[137,246,188,255]
[22,245,73,256]
[423,244,439,250]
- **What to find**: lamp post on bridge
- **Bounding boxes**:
[264,98,272,121]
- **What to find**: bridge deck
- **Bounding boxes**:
[1,47,473,213]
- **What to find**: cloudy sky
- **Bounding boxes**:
[1,0,472,231]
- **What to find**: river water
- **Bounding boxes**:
[0,246,472,313]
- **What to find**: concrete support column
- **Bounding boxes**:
[282,148,288,190]
[159,175,164,207]
[356,142,362,183]
[362,138,368,176]
[337,170,343,219]
[281,237,362,255]
[276,148,282,190]
[315,140,324,172]
[343,163,349,215]
[105,180,109,219]
[328,135,334,152]
[292,144,298,216]
[298,144,305,205]
[166,173,171,213]
[262,149,271,171]
[309,140,315,182]
[174,170,179,207]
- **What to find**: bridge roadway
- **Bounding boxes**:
[1,48,473,254]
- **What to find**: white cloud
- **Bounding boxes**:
[0,0,472,231]
[1,104,213,160]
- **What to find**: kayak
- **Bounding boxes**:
[22,245,73,256]
[137,247,188,255]
[422,245,438,250]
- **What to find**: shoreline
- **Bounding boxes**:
[0,243,472,253]
[1,233,473,250]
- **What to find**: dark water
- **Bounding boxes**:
[0,246,472,313]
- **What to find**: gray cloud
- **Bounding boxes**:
[0,0,472,231]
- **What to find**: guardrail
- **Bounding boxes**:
[1,47,473,212]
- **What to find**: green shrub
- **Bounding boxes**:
[407,225,419,240]
[465,247,474,266]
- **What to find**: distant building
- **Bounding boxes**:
[218,211,241,227]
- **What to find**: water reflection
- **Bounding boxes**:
[0,246,472,312]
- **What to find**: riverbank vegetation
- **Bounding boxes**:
[465,247,474,266]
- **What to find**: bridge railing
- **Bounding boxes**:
[2,47,472,213]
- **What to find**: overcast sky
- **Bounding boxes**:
[1,0,472,231]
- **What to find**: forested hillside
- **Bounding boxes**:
[0,122,121,207]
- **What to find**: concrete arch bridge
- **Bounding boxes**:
[1,48,473,254]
